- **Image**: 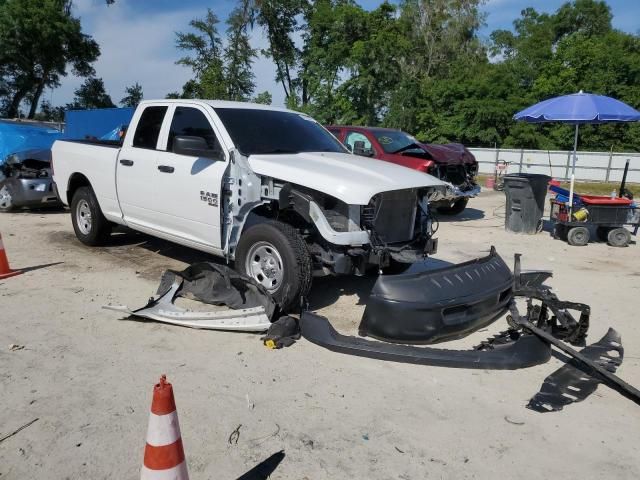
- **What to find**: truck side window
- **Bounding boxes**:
[167,107,221,153]
[132,106,168,149]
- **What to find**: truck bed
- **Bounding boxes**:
[51,139,123,222]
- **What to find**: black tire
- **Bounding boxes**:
[553,224,568,241]
[0,182,15,212]
[70,186,112,246]
[607,227,631,247]
[235,220,312,312]
[437,197,469,215]
[596,226,612,242]
[567,226,590,246]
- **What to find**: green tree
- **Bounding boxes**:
[175,8,227,99]
[36,100,65,122]
[0,0,99,118]
[68,77,115,109]
[255,0,307,106]
[224,0,257,101]
[252,91,272,105]
[120,82,143,107]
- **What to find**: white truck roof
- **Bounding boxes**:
[138,99,294,114]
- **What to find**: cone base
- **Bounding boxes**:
[0,269,21,280]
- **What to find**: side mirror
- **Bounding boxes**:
[352,140,374,157]
[173,135,223,160]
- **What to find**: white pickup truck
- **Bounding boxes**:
[52,100,448,309]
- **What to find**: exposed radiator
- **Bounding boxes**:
[364,189,417,244]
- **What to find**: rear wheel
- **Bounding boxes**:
[235,220,312,312]
[567,226,590,246]
[607,227,631,247]
[437,197,469,215]
[0,183,15,212]
[71,186,112,246]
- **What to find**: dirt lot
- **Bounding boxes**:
[1,190,639,479]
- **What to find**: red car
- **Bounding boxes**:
[327,125,480,214]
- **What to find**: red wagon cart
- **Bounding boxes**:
[551,194,639,246]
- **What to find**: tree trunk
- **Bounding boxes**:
[6,84,32,118]
[28,77,47,119]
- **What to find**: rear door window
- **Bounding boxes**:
[167,107,221,153]
[132,106,168,149]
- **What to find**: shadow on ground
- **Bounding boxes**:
[308,257,455,310]
[436,207,485,222]
[107,227,218,266]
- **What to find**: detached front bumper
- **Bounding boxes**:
[360,247,513,344]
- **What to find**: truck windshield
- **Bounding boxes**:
[214,108,347,156]
[372,129,422,154]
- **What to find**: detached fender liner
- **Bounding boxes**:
[360,247,514,344]
[300,311,551,370]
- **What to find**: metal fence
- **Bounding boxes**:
[469,147,640,183]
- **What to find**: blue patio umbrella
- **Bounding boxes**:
[514,91,640,211]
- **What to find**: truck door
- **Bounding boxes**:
[116,105,169,229]
[152,105,228,249]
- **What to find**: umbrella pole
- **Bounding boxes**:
[568,124,579,216]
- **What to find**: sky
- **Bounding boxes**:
[50,0,640,109]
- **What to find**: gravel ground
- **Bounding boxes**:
[1,190,639,479]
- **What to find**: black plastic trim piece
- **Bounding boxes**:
[527,328,623,412]
[300,311,551,370]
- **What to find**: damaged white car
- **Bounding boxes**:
[52,100,450,309]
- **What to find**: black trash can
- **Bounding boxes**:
[503,174,551,234]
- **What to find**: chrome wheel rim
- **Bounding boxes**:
[0,185,12,210]
[76,199,92,235]
[245,241,284,292]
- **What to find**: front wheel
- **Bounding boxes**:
[235,220,312,312]
[71,186,112,246]
[437,197,469,215]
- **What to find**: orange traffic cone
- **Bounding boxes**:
[0,233,21,280]
[141,375,189,480]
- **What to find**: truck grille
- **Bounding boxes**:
[364,189,417,244]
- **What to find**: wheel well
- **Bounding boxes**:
[240,202,313,237]
[67,173,91,204]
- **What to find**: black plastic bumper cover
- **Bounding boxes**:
[301,311,551,370]
[360,247,514,344]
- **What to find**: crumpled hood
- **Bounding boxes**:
[419,143,477,166]
[249,151,446,204]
